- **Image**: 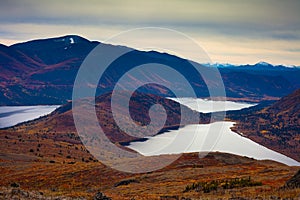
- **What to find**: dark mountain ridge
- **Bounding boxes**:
[1,35,299,105]
[11,35,99,65]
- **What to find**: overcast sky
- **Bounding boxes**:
[1,0,300,65]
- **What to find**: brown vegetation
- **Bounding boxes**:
[0,91,299,199]
[228,89,300,162]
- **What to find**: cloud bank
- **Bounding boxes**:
[0,0,299,65]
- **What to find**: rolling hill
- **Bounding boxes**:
[228,88,300,162]
[1,91,207,145]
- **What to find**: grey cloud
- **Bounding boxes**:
[1,0,299,42]
[0,0,299,65]
[271,32,300,40]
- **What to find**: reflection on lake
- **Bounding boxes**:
[128,122,300,166]
[169,97,256,113]
[128,99,299,166]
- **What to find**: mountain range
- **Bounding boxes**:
[1,35,300,105]
[0,35,299,199]
[1,34,299,166]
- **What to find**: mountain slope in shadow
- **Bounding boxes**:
[1,35,299,105]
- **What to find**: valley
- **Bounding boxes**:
[0,36,299,199]
[0,90,299,199]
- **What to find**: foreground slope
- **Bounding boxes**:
[0,148,299,199]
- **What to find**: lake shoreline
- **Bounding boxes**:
[0,105,60,129]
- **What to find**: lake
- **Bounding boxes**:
[2,99,299,166]
[128,98,300,166]
[0,105,59,128]
[168,97,256,113]
[128,121,300,166]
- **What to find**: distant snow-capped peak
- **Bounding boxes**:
[203,62,298,69]
[256,61,272,66]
